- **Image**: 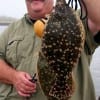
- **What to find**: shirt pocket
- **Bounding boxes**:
[6,36,24,68]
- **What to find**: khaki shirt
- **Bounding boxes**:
[0,14,99,100]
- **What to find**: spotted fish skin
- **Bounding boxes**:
[37,0,85,100]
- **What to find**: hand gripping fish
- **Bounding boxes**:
[37,0,85,100]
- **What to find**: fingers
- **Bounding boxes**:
[17,84,36,97]
[19,81,36,92]
[13,71,37,97]
[17,82,36,97]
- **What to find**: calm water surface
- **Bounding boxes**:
[0,25,8,33]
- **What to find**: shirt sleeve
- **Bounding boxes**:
[81,18,99,55]
[0,23,15,60]
[94,31,100,44]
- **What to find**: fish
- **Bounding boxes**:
[37,0,85,100]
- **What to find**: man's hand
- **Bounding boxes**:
[13,71,36,97]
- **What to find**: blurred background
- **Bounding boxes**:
[0,0,100,99]
[0,0,26,18]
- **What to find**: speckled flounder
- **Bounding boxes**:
[37,0,85,100]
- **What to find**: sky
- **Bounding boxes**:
[0,0,27,18]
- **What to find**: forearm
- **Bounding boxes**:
[0,59,17,84]
[0,59,37,97]
[83,0,100,26]
[88,18,100,35]
[87,18,100,44]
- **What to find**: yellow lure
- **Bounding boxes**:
[33,19,47,38]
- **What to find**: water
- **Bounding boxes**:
[0,25,8,33]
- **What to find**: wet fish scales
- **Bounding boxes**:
[37,0,85,100]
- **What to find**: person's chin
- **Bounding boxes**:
[32,5,44,12]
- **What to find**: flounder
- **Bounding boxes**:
[37,0,85,100]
